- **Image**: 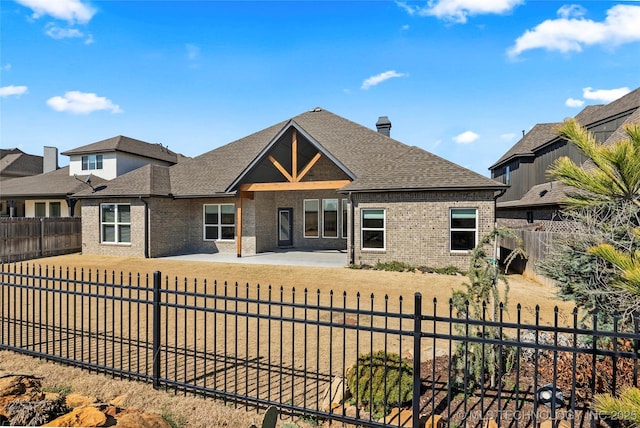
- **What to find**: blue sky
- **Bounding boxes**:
[1,0,639,176]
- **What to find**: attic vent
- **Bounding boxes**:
[310,107,322,112]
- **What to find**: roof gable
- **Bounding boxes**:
[0,167,105,197]
[490,123,559,169]
[227,120,354,192]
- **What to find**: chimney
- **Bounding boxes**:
[43,146,58,173]
[376,116,391,137]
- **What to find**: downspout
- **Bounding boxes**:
[140,196,149,258]
[348,192,355,265]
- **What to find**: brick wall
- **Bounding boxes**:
[81,198,146,257]
[351,190,496,270]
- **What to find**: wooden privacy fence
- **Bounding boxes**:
[500,230,566,286]
[0,217,81,262]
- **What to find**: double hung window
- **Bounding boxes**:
[361,209,385,249]
[450,208,477,251]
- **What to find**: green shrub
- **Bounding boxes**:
[346,351,414,415]
[373,261,414,272]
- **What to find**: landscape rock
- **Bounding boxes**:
[483,418,498,428]
[42,406,107,427]
[379,407,426,427]
[65,393,97,408]
[0,375,44,417]
[424,414,444,428]
[109,393,128,407]
[113,408,172,428]
[320,376,350,411]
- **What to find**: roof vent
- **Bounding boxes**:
[376,116,391,137]
[310,107,322,112]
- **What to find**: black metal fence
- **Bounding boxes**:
[0,263,639,428]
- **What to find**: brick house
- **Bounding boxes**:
[75,108,506,269]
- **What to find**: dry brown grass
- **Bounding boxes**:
[23,253,573,324]
[0,254,575,427]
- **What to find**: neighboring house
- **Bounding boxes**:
[0,148,44,181]
[61,135,182,180]
[490,87,640,231]
[74,108,506,269]
[0,147,57,216]
[0,136,181,217]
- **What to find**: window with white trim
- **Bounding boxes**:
[204,204,235,241]
[304,199,319,238]
[322,199,338,238]
[450,208,477,251]
[361,209,385,250]
[82,154,103,170]
[341,199,348,239]
[101,204,131,243]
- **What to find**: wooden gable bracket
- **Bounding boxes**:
[268,128,324,183]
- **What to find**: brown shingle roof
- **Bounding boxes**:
[497,180,571,208]
[490,123,559,169]
[491,88,640,170]
[342,146,505,192]
[61,135,180,164]
[74,164,172,197]
[81,108,506,198]
[0,149,43,178]
[0,167,105,198]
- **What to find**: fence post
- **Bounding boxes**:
[39,217,44,257]
[413,293,422,428]
[152,271,161,389]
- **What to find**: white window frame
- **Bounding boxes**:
[341,198,348,239]
[82,154,103,171]
[49,202,61,217]
[100,203,131,244]
[361,208,385,251]
[34,202,46,217]
[303,199,319,238]
[322,199,339,239]
[203,203,236,241]
[449,208,478,252]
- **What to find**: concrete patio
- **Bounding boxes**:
[161,249,348,268]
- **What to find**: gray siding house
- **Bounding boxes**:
[490,87,640,231]
[75,108,506,269]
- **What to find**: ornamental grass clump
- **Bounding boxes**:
[593,387,640,427]
[346,350,413,416]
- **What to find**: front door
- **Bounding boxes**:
[278,208,293,247]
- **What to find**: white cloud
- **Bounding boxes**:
[1,64,12,72]
[401,24,410,30]
[45,23,84,39]
[583,86,631,103]
[453,130,479,144]
[508,4,640,57]
[397,0,523,23]
[500,132,517,141]
[15,0,96,24]
[361,70,407,90]
[565,98,585,108]
[0,85,28,98]
[557,4,587,20]
[46,91,122,114]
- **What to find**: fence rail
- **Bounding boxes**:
[0,263,639,427]
[501,230,566,286]
[0,217,82,262]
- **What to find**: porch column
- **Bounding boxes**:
[236,196,243,257]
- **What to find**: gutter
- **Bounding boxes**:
[493,188,507,223]
[348,192,355,265]
[140,196,149,258]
